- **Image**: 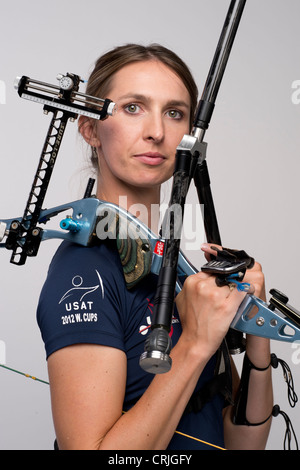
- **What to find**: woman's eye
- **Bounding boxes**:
[124,104,140,114]
[167,109,183,119]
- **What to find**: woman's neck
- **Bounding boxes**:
[96,178,161,235]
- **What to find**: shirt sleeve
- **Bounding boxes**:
[37,241,127,358]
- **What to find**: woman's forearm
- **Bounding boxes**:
[99,339,208,450]
[224,337,273,450]
[245,337,273,423]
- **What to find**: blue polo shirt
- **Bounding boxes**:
[37,240,225,450]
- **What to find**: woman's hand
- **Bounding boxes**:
[201,243,266,300]
[175,271,247,361]
[242,261,266,301]
[200,243,270,367]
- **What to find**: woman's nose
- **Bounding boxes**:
[143,113,165,143]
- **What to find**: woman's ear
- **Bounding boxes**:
[78,115,100,147]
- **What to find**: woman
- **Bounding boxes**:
[37,44,273,450]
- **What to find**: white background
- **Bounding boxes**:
[0,0,300,450]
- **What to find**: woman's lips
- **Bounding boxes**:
[133,152,166,165]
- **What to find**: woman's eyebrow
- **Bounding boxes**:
[117,93,190,109]
[167,99,190,109]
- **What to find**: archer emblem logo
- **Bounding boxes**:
[59,270,104,303]
[59,270,104,325]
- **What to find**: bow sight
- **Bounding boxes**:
[2,73,116,265]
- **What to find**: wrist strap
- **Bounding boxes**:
[233,352,299,449]
[246,354,272,371]
[233,353,271,426]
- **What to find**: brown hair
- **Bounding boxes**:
[84,43,198,169]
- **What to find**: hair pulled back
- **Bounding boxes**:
[85,43,198,169]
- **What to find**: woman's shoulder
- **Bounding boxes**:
[50,240,122,273]
[42,240,126,299]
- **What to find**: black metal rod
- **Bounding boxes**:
[9,110,71,265]
[139,149,192,373]
[194,160,221,245]
[151,150,192,328]
[193,0,247,354]
[140,0,248,373]
[193,0,247,131]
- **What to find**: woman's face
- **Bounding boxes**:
[90,60,191,199]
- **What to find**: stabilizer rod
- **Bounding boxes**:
[139,0,247,374]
